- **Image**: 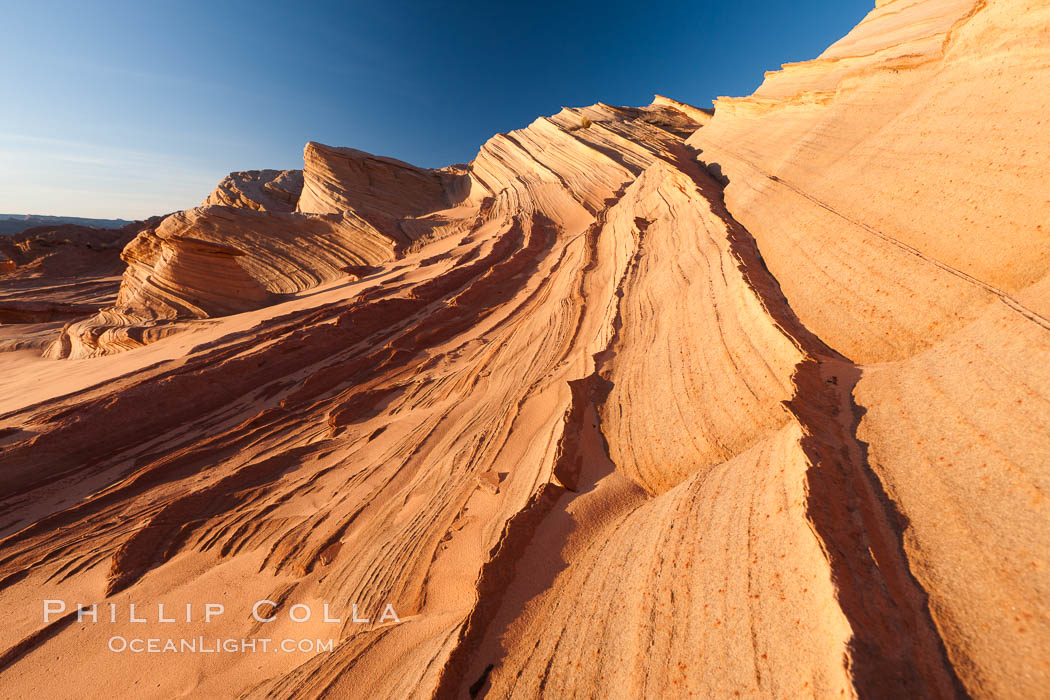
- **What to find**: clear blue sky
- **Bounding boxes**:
[0,0,872,219]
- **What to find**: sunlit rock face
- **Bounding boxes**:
[687,1,1050,697]
[1,2,1048,698]
[688,0,1050,362]
[43,203,402,359]
[203,169,304,212]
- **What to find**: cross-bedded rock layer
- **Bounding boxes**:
[0,2,1047,698]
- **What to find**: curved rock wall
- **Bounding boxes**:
[687,1,1050,695]
[1,5,1048,695]
[688,0,1050,362]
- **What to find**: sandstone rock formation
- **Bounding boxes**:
[203,169,304,213]
[45,191,435,358]
[687,1,1050,695]
[688,0,1050,360]
[0,1,1047,698]
[0,220,158,353]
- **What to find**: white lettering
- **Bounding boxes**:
[289,604,311,623]
[252,600,277,623]
[204,603,224,623]
[43,600,66,623]
[77,603,97,623]
[379,604,400,624]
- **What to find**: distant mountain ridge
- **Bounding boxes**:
[0,213,131,235]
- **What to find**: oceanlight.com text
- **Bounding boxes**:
[107,636,336,654]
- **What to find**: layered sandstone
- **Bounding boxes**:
[0,1,1047,698]
[0,220,157,353]
[686,1,1050,695]
[203,169,304,212]
[46,202,410,358]
[688,0,1050,361]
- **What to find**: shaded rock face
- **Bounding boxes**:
[0,219,160,352]
[0,223,137,279]
[0,214,130,235]
[0,3,1048,699]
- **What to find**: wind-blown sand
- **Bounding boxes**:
[0,1,1048,697]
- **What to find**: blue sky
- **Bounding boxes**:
[0,0,872,219]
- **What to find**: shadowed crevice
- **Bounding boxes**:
[680,142,969,698]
